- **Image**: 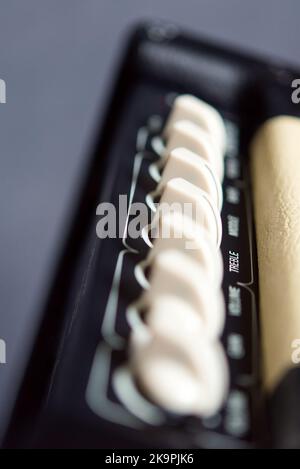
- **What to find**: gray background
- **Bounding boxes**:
[0,0,299,440]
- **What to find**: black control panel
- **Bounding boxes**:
[5,22,300,449]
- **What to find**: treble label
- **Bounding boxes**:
[229,250,239,274]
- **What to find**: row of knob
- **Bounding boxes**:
[127,95,229,417]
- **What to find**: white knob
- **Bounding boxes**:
[148,210,223,286]
[164,120,224,181]
[164,94,227,156]
[157,177,222,247]
[144,249,225,338]
[144,295,208,344]
[158,147,222,210]
[130,329,229,417]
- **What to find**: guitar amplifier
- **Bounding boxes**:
[4,21,300,449]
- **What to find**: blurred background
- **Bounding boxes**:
[0,0,299,441]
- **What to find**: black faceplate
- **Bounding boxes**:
[5,22,300,449]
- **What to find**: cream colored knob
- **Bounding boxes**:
[130,329,229,417]
[158,147,222,210]
[144,249,225,338]
[145,296,207,344]
[148,210,223,286]
[164,120,224,181]
[157,177,222,247]
[164,94,227,155]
